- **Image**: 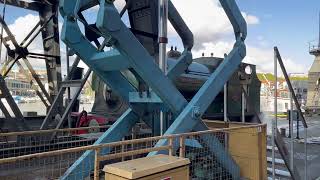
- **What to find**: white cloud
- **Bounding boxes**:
[7,14,43,53]
[0,14,45,69]
[90,0,125,12]
[2,2,306,75]
[242,13,260,25]
[170,0,259,50]
[193,41,308,74]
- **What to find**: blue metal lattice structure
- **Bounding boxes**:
[59,0,247,179]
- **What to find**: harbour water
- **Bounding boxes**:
[0,101,94,117]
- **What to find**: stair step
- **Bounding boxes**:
[267,167,291,177]
[267,157,285,165]
[61,80,82,87]
[267,145,279,151]
[268,177,280,180]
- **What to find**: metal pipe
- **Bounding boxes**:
[290,86,294,170]
[0,0,6,63]
[224,83,228,150]
[168,1,193,51]
[66,46,70,101]
[159,0,168,136]
[224,84,228,122]
[120,0,131,17]
[304,127,308,180]
[274,47,308,128]
[272,48,277,179]
[242,87,245,123]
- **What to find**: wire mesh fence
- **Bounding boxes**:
[183,132,233,179]
[0,126,110,159]
[0,124,265,180]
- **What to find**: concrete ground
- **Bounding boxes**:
[264,114,320,179]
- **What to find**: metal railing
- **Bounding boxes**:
[0,126,110,159]
[273,47,308,180]
[0,124,265,180]
[309,41,320,54]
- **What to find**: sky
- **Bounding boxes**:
[0,0,319,75]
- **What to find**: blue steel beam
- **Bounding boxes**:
[149,38,245,180]
[167,50,193,81]
[90,49,131,71]
[59,1,166,178]
[96,0,188,115]
[60,13,135,103]
[61,109,139,180]
[60,0,246,179]
[193,121,240,177]
[150,1,247,179]
[220,0,247,40]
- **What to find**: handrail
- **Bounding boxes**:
[274,47,308,128]
[0,125,110,137]
[0,124,264,164]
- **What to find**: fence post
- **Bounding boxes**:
[122,137,125,161]
[168,137,173,156]
[94,148,100,180]
[179,136,185,158]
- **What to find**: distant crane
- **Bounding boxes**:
[307,12,320,111]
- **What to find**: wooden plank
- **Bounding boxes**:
[103,155,190,179]
[99,146,171,161]
[228,124,267,180]
[105,166,189,180]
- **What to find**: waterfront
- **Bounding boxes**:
[0,101,94,116]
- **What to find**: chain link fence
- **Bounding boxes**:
[0,124,266,180]
[0,126,110,159]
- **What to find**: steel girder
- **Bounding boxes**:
[38,2,62,109]
[0,0,63,114]
[59,0,247,179]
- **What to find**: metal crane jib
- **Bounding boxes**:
[59,0,247,179]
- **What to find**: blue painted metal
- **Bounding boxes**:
[90,49,131,71]
[96,0,188,115]
[167,50,193,80]
[59,0,247,179]
[193,120,241,177]
[61,109,139,180]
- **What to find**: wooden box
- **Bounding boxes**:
[103,155,190,180]
[204,120,267,180]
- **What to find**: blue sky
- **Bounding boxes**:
[0,0,319,74]
[238,0,320,70]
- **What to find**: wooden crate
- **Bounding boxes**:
[103,155,190,180]
[204,120,267,180]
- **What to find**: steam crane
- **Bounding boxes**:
[59,0,247,179]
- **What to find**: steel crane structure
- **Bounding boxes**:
[0,0,63,130]
[59,0,247,179]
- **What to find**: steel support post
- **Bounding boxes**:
[304,128,308,180]
[224,83,228,149]
[242,87,245,123]
[60,0,246,179]
[290,87,294,170]
[158,0,168,136]
[224,84,228,122]
[39,2,62,112]
[272,48,277,179]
